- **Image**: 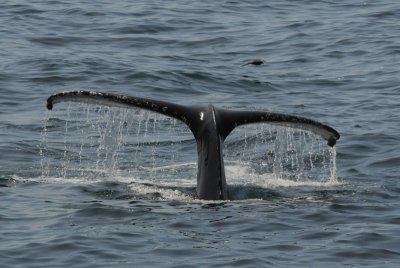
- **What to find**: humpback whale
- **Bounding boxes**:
[47,91,340,200]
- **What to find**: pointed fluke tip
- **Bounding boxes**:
[327,137,337,147]
[46,97,54,110]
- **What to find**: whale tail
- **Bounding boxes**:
[47,91,340,200]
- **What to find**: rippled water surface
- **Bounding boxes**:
[1,1,400,267]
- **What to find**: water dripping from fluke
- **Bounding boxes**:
[41,90,340,201]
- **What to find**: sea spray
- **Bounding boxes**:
[224,123,338,187]
[39,110,51,178]
[40,103,196,181]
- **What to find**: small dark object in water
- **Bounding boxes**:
[242,59,267,66]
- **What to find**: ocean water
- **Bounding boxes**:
[1,1,400,267]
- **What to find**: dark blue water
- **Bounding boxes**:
[1,1,400,267]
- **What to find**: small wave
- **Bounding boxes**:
[115,25,175,35]
[367,156,400,168]
[7,4,45,15]
[29,36,86,46]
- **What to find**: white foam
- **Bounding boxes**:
[16,159,342,203]
[127,178,195,202]
[225,161,342,188]
[10,174,101,185]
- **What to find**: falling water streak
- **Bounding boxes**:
[150,115,158,179]
[113,109,128,173]
[79,105,91,176]
[134,110,143,162]
[95,106,103,172]
[306,130,315,171]
[242,126,249,175]
[272,128,284,180]
[92,107,126,176]
[61,105,71,178]
[101,107,112,173]
[330,146,338,182]
[109,109,120,174]
[39,110,51,178]
[76,105,87,173]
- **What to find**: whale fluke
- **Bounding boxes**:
[47,91,340,200]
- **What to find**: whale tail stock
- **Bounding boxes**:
[47,91,340,200]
